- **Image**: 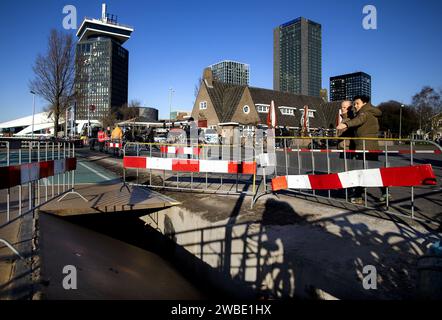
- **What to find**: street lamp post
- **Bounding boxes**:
[30,91,36,139]
[399,104,404,142]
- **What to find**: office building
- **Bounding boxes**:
[274,17,322,97]
[74,3,134,120]
[210,60,250,86]
[330,72,371,101]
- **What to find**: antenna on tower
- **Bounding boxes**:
[101,3,107,22]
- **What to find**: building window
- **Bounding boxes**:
[199,101,207,110]
[243,105,250,114]
[256,104,269,113]
[279,106,296,116]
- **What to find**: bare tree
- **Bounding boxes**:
[29,29,75,137]
[411,86,441,133]
[193,77,203,102]
[100,109,117,130]
[378,100,419,138]
[119,100,142,121]
[315,102,341,130]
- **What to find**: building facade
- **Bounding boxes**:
[274,17,322,97]
[74,4,134,120]
[210,60,250,86]
[192,68,339,133]
[330,72,372,102]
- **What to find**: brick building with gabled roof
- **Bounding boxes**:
[191,68,341,133]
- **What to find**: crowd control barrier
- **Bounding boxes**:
[120,136,440,223]
[265,136,442,223]
[122,142,258,197]
[0,138,83,259]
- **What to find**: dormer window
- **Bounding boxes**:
[279,106,296,116]
[256,104,270,113]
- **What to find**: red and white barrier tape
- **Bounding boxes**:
[0,158,77,190]
[123,156,256,174]
[160,146,201,155]
[271,164,437,191]
[277,148,442,154]
[109,142,122,148]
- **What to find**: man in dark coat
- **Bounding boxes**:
[337,95,388,204]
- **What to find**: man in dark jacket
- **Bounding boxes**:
[337,96,382,151]
[337,95,388,204]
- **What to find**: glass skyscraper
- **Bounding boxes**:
[74,4,134,120]
[210,60,250,86]
[330,72,372,102]
[273,17,322,97]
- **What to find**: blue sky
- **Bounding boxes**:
[0,0,441,122]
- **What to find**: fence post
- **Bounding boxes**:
[363,139,367,207]
[385,139,390,208]
[343,138,348,202]
[19,148,22,216]
[311,137,315,197]
[28,140,32,211]
[37,142,40,205]
[45,142,48,201]
[326,138,331,199]
[411,139,415,219]
[6,142,10,221]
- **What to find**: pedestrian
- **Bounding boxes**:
[97,127,106,152]
[336,95,387,204]
[111,124,123,156]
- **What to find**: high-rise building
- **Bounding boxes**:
[274,17,322,97]
[210,60,249,86]
[75,4,134,120]
[329,72,371,102]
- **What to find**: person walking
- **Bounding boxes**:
[336,95,387,204]
[97,128,106,152]
[110,124,123,155]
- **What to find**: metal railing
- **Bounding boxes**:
[0,139,80,259]
[260,136,442,223]
[122,141,259,198]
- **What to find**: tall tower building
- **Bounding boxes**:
[75,3,134,120]
[273,17,322,97]
[330,72,371,101]
[210,60,250,86]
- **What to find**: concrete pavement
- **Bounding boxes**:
[38,213,205,300]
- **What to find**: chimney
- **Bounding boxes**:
[102,3,107,22]
[203,67,213,87]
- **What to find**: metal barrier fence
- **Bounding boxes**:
[119,135,440,223]
[0,138,81,258]
[263,136,442,223]
[122,142,259,197]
